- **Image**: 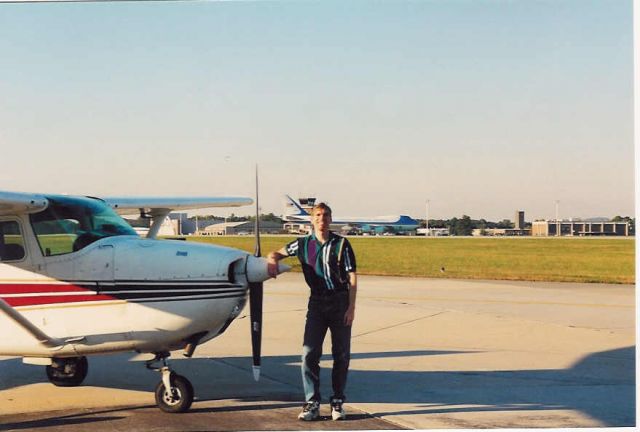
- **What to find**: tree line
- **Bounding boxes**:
[188,213,284,223]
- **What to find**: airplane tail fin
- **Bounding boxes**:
[284,195,309,216]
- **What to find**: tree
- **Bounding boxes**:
[496,219,513,229]
[454,215,473,236]
[248,213,283,223]
[447,217,458,235]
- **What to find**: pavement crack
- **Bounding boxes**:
[353,312,447,338]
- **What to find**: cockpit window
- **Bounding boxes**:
[30,195,138,256]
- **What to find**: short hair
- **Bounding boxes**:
[311,202,332,217]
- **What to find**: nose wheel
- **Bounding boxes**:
[147,353,194,413]
[155,370,194,413]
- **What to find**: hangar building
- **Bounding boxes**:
[532,220,630,237]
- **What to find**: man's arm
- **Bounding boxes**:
[267,247,289,278]
[344,272,357,326]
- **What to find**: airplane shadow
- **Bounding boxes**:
[0,347,634,427]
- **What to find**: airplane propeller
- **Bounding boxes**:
[248,165,263,381]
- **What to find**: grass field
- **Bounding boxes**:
[181,236,635,284]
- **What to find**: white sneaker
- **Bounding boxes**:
[297,401,320,421]
[331,398,346,420]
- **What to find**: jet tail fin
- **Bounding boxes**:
[284,195,310,216]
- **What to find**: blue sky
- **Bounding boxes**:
[0,0,634,221]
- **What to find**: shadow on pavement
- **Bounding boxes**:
[0,347,635,427]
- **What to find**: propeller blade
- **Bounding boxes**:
[249,280,263,381]
[249,163,263,381]
[254,165,261,257]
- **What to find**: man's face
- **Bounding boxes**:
[312,208,332,232]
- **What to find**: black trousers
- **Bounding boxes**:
[301,291,351,402]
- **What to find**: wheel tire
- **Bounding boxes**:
[155,373,194,413]
[46,356,88,387]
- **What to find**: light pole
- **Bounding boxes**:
[425,199,430,237]
[555,200,560,237]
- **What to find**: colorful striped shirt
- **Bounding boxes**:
[285,232,356,295]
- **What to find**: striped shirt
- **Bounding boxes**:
[285,232,356,295]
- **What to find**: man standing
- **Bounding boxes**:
[267,202,357,421]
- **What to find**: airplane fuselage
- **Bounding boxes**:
[0,236,251,357]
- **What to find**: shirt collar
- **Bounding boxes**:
[310,231,334,243]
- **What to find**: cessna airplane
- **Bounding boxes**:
[0,188,289,413]
[283,195,419,234]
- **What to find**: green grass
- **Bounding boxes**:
[179,236,635,284]
[33,234,75,256]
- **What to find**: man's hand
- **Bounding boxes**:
[267,259,279,278]
[267,251,283,278]
[344,305,355,326]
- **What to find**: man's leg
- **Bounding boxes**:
[329,297,352,401]
[301,298,328,403]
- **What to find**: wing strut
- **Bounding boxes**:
[147,209,171,239]
[0,299,62,348]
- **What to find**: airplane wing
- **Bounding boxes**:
[103,197,253,216]
[103,196,253,239]
[0,191,48,216]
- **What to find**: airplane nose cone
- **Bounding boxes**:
[246,255,291,283]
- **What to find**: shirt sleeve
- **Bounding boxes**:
[284,238,299,257]
[342,239,356,273]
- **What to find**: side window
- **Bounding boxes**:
[30,216,79,257]
[0,220,26,262]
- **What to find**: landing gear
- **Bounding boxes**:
[146,352,194,413]
[46,356,88,387]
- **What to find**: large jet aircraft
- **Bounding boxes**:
[283,195,419,234]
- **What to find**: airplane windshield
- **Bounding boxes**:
[30,195,138,257]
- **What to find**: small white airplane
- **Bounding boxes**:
[0,187,289,413]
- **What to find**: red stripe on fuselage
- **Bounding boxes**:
[0,283,92,294]
[0,282,115,307]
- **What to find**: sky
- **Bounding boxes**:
[0,0,634,221]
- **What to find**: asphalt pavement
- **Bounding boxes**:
[0,273,635,430]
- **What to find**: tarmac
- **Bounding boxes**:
[0,272,635,430]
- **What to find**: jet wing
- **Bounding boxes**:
[0,191,48,216]
[103,197,253,216]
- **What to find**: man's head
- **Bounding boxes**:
[311,202,332,234]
